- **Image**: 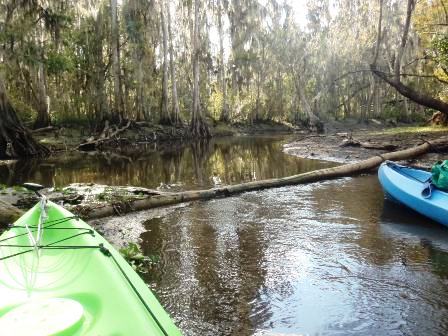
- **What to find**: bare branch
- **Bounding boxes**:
[394,0,416,80]
[440,0,448,23]
[333,70,372,83]
[403,56,431,68]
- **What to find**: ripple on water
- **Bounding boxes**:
[97,167,448,335]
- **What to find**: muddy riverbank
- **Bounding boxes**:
[34,120,296,152]
[284,125,448,167]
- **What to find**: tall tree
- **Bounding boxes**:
[371,0,448,118]
[92,7,109,123]
[160,0,171,124]
[111,0,124,122]
[167,0,181,124]
[33,11,51,129]
[190,0,210,137]
[217,0,229,122]
[0,1,49,158]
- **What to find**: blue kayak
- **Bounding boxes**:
[378,161,448,227]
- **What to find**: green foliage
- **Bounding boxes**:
[119,243,159,274]
[42,8,72,33]
[1,0,446,129]
[432,36,448,68]
[120,243,144,261]
[50,111,91,127]
[381,104,431,123]
[8,95,37,124]
[408,111,431,123]
[95,188,137,203]
[381,105,402,121]
[12,186,30,193]
[62,188,74,195]
[46,51,73,75]
[375,125,448,137]
[208,89,224,120]
[96,192,107,201]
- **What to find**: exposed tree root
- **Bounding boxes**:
[427,111,448,126]
[78,120,131,151]
[0,85,50,159]
[190,117,211,138]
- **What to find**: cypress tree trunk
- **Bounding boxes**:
[135,50,144,122]
[93,9,108,124]
[0,78,50,159]
[294,74,323,132]
[167,0,181,124]
[33,15,51,129]
[217,0,229,122]
[111,0,124,123]
[160,1,171,125]
[190,0,210,138]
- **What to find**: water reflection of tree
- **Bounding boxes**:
[0,159,42,185]
[310,176,397,266]
[190,140,213,186]
[0,136,332,191]
[141,192,271,334]
[139,217,164,284]
[185,198,269,335]
[310,176,447,269]
[420,239,448,279]
[160,148,184,185]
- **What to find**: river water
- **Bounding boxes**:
[0,136,333,189]
[2,136,448,335]
[140,176,448,336]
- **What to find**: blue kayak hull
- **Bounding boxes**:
[378,162,448,227]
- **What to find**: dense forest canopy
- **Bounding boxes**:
[1,0,448,133]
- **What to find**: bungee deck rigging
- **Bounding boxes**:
[0,184,181,336]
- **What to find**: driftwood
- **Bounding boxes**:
[358,142,398,151]
[78,121,131,151]
[339,135,398,151]
[76,136,448,220]
[31,126,57,134]
[135,121,152,127]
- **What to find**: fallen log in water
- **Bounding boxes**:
[77,136,448,220]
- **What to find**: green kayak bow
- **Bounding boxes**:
[0,199,181,336]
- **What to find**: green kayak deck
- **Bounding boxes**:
[0,201,181,336]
